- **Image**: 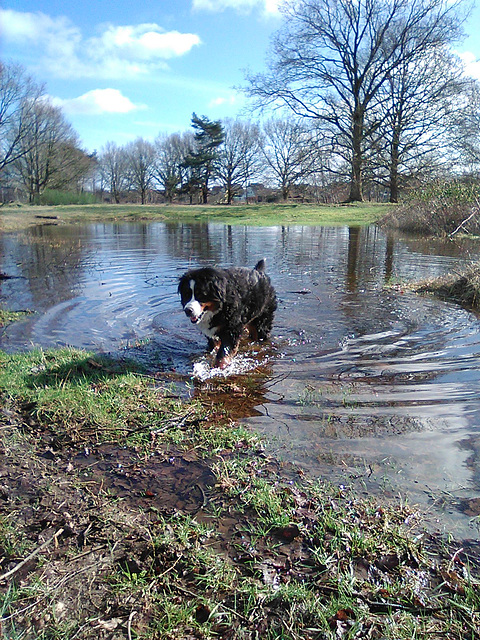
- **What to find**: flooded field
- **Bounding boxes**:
[2,221,480,539]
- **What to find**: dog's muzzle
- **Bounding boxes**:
[184,301,204,323]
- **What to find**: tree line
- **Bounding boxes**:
[2,0,480,205]
[97,115,327,205]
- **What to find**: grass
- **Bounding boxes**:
[0,309,30,327]
[0,201,391,232]
[0,346,479,638]
[0,347,250,453]
[412,262,480,311]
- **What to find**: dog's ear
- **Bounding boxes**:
[177,275,186,295]
[206,276,226,302]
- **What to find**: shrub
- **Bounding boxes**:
[379,180,480,236]
[34,189,99,206]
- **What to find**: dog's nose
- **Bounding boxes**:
[184,306,193,317]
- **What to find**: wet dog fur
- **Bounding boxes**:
[178,259,277,368]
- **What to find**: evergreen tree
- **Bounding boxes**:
[184,113,224,204]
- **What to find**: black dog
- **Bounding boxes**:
[178,259,277,368]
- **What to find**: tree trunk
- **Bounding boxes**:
[202,184,208,204]
[348,107,364,202]
[227,183,233,205]
[389,130,400,204]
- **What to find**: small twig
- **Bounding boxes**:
[2,558,109,622]
[448,547,464,572]
[195,483,208,508]
[150,410,195,434]
[0,528,64,582]
[127,610,137,640]
[175,583,250,622]
[65,544,107,563]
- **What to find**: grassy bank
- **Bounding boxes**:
[0,202,389,232]
[413,262,480,311]
[0,346,478,639]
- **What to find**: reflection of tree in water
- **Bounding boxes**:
[164,222,223,264]
[0,224,87,311]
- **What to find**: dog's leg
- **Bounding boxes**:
[251,309,275,341]
[215,328,241,368]
[207,336,220,353]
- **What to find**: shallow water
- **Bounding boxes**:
[2,221,480,539]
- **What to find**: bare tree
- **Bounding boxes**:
[451,79,480,173]
[217,119,261,204]
[125,138,157,204]
[260,118,318,201]
[0,61,45,174]
[99,142,129,203]
[245,0,467,202]
[370,48,466,201]
[154,131,193,203]
[13,99,85,202]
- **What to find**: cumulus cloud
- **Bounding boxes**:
[0,9,202,79]
[51,89,146,115]
[192,0,281,14]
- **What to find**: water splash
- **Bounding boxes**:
[192,354,266,381]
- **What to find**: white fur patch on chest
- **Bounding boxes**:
[184,279,219,338]
[197,310,217,338]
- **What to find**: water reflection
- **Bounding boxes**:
[1,221,480,538]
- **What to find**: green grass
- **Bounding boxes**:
[0,308,31,327]
[1,201,391,232]
[34,189,99,206]
[0,347,257,453]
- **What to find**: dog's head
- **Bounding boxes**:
[178,268,225,325]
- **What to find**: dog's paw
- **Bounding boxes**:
[215,354,233,369]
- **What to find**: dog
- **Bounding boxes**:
[178,259,277,368]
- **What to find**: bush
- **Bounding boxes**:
[379,180,480,236]
[34,189,99,206]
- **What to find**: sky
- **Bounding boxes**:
[1,0,480,154]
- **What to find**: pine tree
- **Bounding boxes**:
[184,113,224,204]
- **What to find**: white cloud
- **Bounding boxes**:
[51,89,146,115]
[192,0,281,14]
[209,94,239,107]
[0,9,202,79]
[458,51,480,81]
[92,24,202,61]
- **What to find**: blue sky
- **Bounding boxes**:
[1,0,480,153]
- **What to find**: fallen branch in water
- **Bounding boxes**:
[448,201,479,238]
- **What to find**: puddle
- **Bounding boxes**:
[2,221,480,538]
